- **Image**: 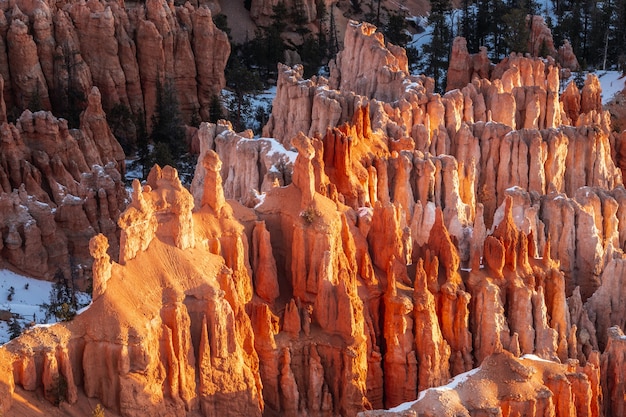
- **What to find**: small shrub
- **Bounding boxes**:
[46,374,68,406]
[8,318,22,340]
[92,403,105,417]
[300,205,321,224]
[7,286,14,301]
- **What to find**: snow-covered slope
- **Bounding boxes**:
[0,270,90,344]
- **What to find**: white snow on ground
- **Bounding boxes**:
[597,71,626,105]
[521,353,556,363]
[125,156,144,182]
[562,70,626,105]
[0,269,90,345]
[387,367,481,412]
[250,86,277,110]
[261,137,298,164]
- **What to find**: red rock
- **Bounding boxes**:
[252,221,279,304]
[6,16,50,111]
[446,37,472,92]
[600,326,626,416]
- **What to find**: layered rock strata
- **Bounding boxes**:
[0,0,229,125]
[3,163,263,417]
[0,87,125,287]
[1,18,626,417]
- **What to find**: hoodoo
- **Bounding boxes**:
[1,12,626,417]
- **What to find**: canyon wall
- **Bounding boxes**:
[1,19,626,417]
[0,0,229,126]
[0,86,124,287]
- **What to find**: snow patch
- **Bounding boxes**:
[0,269,91,345]
[254,192,266,209]
[597,71,626,105]
[387,367,481,412]
[521,354,555,363]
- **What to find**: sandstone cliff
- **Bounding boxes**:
[0,86,125,288]
[2,18,626,417]
[0,0,230,126]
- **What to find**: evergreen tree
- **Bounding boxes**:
[28,87,43,113]
[423,0,452,92]
[461,0,478,52]
[225,54,263,131]
[42,270,77,323]
[107,103,136,155]
[212,13,231,41]
[208,94,224,123]
[9,318,21,340]
[135,110,150,179]
[503,8,530,54]
[150,79,186,169]
[329,4,340,57]
[383,12,411,46]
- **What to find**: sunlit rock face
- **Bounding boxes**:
[0,0,230,124]
[2,18,626,417]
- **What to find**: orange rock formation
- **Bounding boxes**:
[0,86,124,288]
[0,0,230,125]
[1,18,626,417]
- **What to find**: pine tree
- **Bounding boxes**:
[225,54,263,131]
[383,12,411,46]
[8,318,21,340]
[461,0,478,52]
[42,270,77,323]
[136,110,150,179]
[423,0,452,92]
[150,78,186,168]
[503,8,530,54]
[208,94,224,123]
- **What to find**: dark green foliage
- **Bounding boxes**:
[316,0,328,20]
[151,141,176,169]
[50,50,87,128]
[299,33,328,77]
[213,13,231,41]
[292,0,308,26]
[41,270,77,323]
[208,94,224,123]
[151,79,185,157]
[190,109,201,128]
[107,103,137,155]
[254,104,271,135]
[423,0,452,92]
[28,87,43,113]
[150,79,188,174]
[225,54,263,131]
[136,110,150,179]
[8,318,21,340]
[7,286,14,301]
[350,0,362,12]
[383,13,411,46]
[574,68,586,89]
[550,0,625,69]
[60,86,86,129]
[461,0,477,51]
[503,8,530,54]
[329,4,340,57]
